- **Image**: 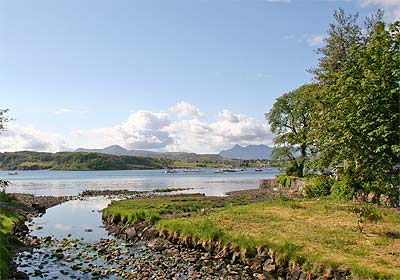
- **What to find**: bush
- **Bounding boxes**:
[331,175,358,200]
[285,164,298,176]
[303,176,334,198]
[276,175,292,187]
[347,203,382,233]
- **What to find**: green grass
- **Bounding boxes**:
[103,195,237,225]
[152,187,194,193]
[105,194,400,278]
[0,192,22,279]
[157,199,400,278]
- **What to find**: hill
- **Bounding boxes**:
[0,151,166,171]
[218,144,273,160]
[74,145,227,162]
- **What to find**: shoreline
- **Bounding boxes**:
[6,193,71,279]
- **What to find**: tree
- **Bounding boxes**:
[0,109,10,192]
[266,84,318,177]
[0,109,10,131]
[313,10,400,188]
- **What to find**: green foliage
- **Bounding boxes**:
[266,84,318,178]
[0,193,21,279]
[313,11,400,185]
[347,203,383,233]
[303,176,334,198]
[0,151,165,171]
[285,163,298,176]
[0,109,10,132]
[276,174,292,187]
[331,175,358,200]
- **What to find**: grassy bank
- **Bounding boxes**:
[104,195,400,279]
[0,193,22,278]
[103,194,253,225]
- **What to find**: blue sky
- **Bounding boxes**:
[0,0,398,153]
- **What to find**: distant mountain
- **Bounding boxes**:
[75,145,129,155]
[74,145,227,162]
[218,144,273,160]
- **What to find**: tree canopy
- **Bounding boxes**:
[267,10,399,197]
[266,84,318,177]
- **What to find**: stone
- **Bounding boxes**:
[125,227,137,240]
[263,263,276,273]
[15,271,29,279]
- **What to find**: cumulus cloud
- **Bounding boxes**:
[72,102,273,153]
[2,102,273,154]
[360,0,400,21]
[169,101,205,120]
[0,124,69,152]
[73,110,174,150]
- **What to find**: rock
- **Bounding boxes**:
[125,227,137,240]
[15,271,29,279]
[53,252,64,259]
[43,236,52,242]
[253,273,273,280]
[263,262,276,273]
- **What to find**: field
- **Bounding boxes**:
[104,195,400,278]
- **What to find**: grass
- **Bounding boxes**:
[102,193,262,225]
[152,187,194,193]
[104,194,400,278]
[158,199,400,278]
[0,192,22,279]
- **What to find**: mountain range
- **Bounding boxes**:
[74,144,273,160]
[218,144,273,160]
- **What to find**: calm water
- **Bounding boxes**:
[3,168,279,196]
[11,169,280,279]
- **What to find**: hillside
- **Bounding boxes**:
[74,145,227,162]
[0,151,166,171]
[219,144,273,160]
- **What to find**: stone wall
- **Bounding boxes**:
[259,177,306,198]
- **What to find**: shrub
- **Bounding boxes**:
[303,176,334,198]
[276,175,292,187]
[331,175,357,200]
[285,164,298,176]
[347,203,382,233]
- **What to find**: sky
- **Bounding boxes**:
[0,0,398,154]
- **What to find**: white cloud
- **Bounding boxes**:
[169,101,205,120]
[360,0,400,21]
[306,35,325,47]
[0,124,69,152]
[72,110,173,150]
[72,102,273,153]
[2,102,273,154]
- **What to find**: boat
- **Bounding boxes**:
[8,171,18,175]
[222,168,238,173]
[183,168,204,173]
[255,168,263,172]
[213,169,224,173]
[164,169,179,174]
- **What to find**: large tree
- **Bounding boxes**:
[266,84,318,177]
[314,10,400,186]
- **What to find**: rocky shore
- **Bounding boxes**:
[6,193,71,279]
[101,190,353,280]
